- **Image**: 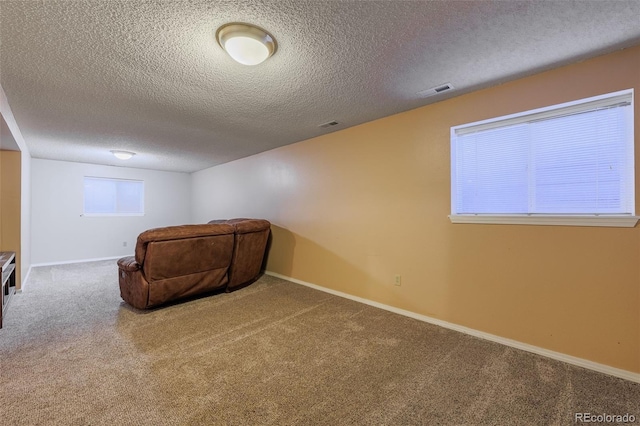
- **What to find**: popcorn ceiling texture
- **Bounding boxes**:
[1,1,639,172]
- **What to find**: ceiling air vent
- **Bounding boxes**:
[319,120,339,129]
[416,83,454,98]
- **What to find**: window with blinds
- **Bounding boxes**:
[83,177,144,216]
[450,89,636,227]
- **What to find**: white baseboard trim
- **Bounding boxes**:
[31,255,126,268]
[19,265,32,292]
[265,270,640,384]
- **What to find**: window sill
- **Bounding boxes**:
[81,213,145,217]
[449,214,639,228]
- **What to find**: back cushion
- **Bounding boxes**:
[228,228,270,287]
[143,234,234,281]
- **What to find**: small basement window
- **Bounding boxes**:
[450,89,637,227]
[83,177,144,216]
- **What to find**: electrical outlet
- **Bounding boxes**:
[394,274,401,286]
[123,241,127,247]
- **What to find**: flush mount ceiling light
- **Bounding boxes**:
[216,23,277,66]
[111,150,135,160]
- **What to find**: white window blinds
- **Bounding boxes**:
[451,90,634,216]
[83,177,144,215]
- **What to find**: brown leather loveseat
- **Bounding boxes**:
[117,219,270,309]
[207,218,271,291]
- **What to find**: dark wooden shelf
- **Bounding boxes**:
[1,251,16,329]
[2,263,15,286]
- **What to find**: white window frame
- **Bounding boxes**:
[450,89,638,227]
[83,176,145,217]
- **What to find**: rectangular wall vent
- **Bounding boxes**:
[417,83,454,98]
[319,121,339,128]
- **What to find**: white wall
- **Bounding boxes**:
[21,152,31,279]
[1,84,32,286]
[31,159,191,264]
[191,155,274,223]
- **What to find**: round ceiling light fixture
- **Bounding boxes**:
[216,23,277,66]
[111,150,135,160]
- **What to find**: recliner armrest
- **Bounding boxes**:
[117,256,140,272]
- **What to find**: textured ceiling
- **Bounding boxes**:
[1,1,640,173]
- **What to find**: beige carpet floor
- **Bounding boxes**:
[0,260,638,425]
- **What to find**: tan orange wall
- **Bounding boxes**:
[1,150,22,287]
[192,45,640,373]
